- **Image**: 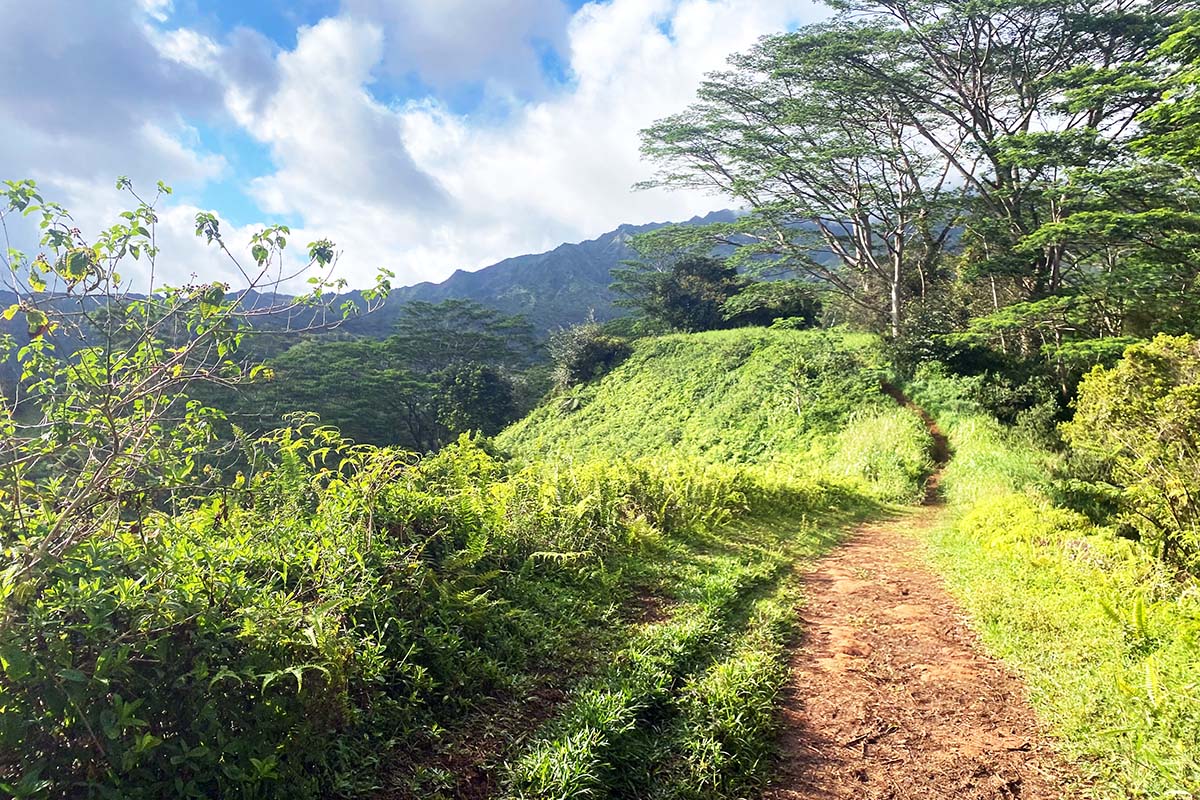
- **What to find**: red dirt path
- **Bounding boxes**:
[766,505,1075,799]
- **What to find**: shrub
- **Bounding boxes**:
[0,423,810,798]
[721,279,820,329]
[1062,334,1200,571]
[549,320,633,389]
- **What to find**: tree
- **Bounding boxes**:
[721,280,821,329]
[233,300,539,452]
[548,318,633,389]
[434,362,518,437]
[387,299,535,373]
[955,9,1200,387]
[249,337,431,448]
[639,25,959,336]
[0,178,390,582]
[1063,334,1200,570]
[835,0,1181,300]
[612,255,743,332]
[639,0,1184,338]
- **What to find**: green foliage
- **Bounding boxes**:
[0,319,929,798]
[0,179,389,587]
[935,489,1200,798]
[908,368,1200,797]
[548,319,633,389]
[387,299,535,374]
[228,300,536,451]
[612,255,743,332]
[1138,11,1200,172]
[251,336,418,446]
[661,586,797,799]
[721,279,821,329]
[506,513,836,800]
[1063,334,1200,570]
[0,419,816,798]
[829,407,934,504]
[501,328,894,473]
[434,362,518,437]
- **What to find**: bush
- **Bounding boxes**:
[1063,334,1200,571]
[0,423,816,798]
[549,321,633,389]
[721,279,820,329]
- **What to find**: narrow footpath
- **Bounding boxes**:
[766,395,1074,799]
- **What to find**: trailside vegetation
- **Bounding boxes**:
[0,244,931,800]
[907,365,1200,797]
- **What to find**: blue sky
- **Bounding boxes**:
[1,0,829,289]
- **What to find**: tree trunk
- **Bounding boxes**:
[890,256,902,338]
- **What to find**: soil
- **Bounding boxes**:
[767,508,1075,800]
[372,682,568,800]
[766,392,1075,799]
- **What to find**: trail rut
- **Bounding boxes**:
[766,506,1074,799]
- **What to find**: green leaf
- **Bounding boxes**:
[57,668,88,683]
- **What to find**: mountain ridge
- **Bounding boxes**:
[342,208,740,335]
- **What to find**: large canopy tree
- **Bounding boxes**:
[639,0,1185,338]
[640,25,959,336]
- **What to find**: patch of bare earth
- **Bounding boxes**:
[372,682,567,800]
[767,505,1075,800]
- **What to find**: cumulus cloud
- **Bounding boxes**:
[404,0,824,242]
[220,0,829,287]
[2,0,830,291]
[340,0,571,95]
[0,0,221,162]
[0,0,291,293]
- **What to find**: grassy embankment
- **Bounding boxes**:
[907,367,1200,798]
[1,327,933,800]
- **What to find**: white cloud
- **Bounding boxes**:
[2,0,831,292]
[148,26,222,72]
[0,0,240,286]
[218,0,829,287]
[340,0,571,93]
[139,0,171,23]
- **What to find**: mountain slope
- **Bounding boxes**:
[343,209,739,335]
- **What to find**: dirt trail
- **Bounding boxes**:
[767,394,1073,800]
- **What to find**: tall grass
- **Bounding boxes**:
[827,406,934,503]
[498,328,889,469]
[907,365,1200,798]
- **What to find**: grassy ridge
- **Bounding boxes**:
[908,366,1200,798]
[499,329,888,466]
[500,328,931,503]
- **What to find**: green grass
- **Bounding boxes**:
[498,328,890,470]
[504,512,851,800]
[908,366,1200,798]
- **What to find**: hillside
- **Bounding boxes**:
[1,326,935,799]
[500,328,934,502]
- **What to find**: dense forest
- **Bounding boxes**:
[2,0,1199,798]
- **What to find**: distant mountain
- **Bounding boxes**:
[1,210,741,387]
[342,209,740,336]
